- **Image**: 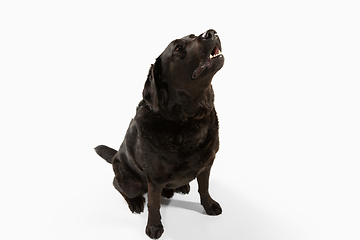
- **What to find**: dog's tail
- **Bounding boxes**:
[94,145,117,164]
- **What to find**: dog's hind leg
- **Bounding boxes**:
[112,160,146,214]
[113,177,145,214]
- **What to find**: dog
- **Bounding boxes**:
[95,29,224,239]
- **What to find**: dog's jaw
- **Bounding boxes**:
[192,45,224,80]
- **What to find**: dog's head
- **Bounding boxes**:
[143,29,224,111]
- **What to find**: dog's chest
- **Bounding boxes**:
[167,126,208,152]
[163,128,216,180]
[136,110,219,184]
[158,149,211,188]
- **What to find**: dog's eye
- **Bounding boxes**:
[174,45,183,52]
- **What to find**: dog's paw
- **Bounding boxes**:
[175,184,190,195]
[146,223,164,239]
[127,195,145,214]
[161,188,174,199]
[203,200,222,216]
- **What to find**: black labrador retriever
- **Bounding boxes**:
[95,29,224,239]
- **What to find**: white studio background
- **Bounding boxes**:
[1,1,359,240]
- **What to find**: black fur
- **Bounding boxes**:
[95,29,224,239]
[94,145,116,163]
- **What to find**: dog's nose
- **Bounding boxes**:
[201,29,218,40]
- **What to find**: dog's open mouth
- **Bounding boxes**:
[210,46,222,59]
[192,46,223,79]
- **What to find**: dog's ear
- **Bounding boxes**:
[143,57,164,111]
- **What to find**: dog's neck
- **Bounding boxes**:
[164,85,215,121]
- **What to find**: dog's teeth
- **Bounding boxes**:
[210,50,221,59]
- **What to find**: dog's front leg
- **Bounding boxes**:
[197,167,222,215]
[146,179,164,239]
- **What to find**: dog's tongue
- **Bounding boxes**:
[212,46,220,56]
